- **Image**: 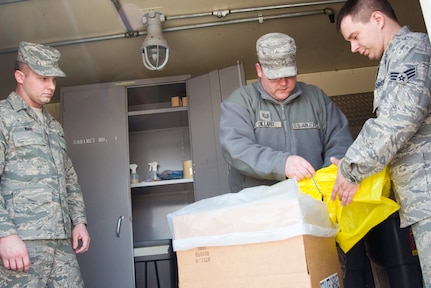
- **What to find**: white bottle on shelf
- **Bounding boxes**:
[130,164,139,184]
[148,161,160,181]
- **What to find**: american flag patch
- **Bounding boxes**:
[389,66,417,84]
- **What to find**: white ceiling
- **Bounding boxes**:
[0,0,427,102]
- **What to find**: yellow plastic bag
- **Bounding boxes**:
[298,164,400,253]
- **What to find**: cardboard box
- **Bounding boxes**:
[176,235,343,288]
[168,180,342,287]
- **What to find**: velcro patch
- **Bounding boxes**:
[292,122,320,129]
[255,121,282,128]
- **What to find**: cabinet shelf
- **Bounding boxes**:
[128,106,188,116]
[131,178,193,188]
[128,108,189,132]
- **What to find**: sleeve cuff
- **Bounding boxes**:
[340,159,360,184]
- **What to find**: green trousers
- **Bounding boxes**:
[0,239,84,288]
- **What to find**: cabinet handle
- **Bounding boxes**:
[116,216,124,237]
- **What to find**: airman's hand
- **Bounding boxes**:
[285,155,316,180]
[72,223,91,254]
[0,234,30,272]
[330,157,360,206]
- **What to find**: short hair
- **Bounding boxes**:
[15,61,24,71]
[336,0,398,33]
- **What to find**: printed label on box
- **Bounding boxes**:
[194,247,211,264]
[320,273,340,288]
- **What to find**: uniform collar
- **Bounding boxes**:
[385,26,412,54]
[8,91,28,112]
[7,91,52,124]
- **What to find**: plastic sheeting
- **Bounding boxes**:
[168,179,338,251]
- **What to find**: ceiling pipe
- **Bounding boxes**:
[230,0,345,14]
[166,11,214,21]
[166,0,346,20]
[323,8,335,23]
[111,0,137,37]
[0,6,337,54]
[0,0,29,4]
[163,9,331,33]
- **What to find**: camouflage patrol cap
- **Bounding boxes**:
[256,33,297,79]
[17,41,66,77]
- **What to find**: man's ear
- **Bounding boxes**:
[255,63,263,78]
[371,11,385,29]
[15,69,25,84]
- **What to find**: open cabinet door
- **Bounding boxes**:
[61,84,134,288]
[187,63,245,201]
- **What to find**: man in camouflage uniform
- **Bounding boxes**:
[0,41,90,287]
[331,0,431,286]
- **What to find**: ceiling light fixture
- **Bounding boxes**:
[0,1,342,55]
[141,11,169,71]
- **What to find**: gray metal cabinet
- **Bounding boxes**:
[187,63,245,200]
[62,84,134,288]
[60,64,244,287]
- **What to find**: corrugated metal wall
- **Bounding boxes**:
[331,92,376,138]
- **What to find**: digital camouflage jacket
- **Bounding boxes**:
[0,92,87,240]
[340,26,431,227]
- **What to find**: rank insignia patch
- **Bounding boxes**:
[389,66,417,84]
